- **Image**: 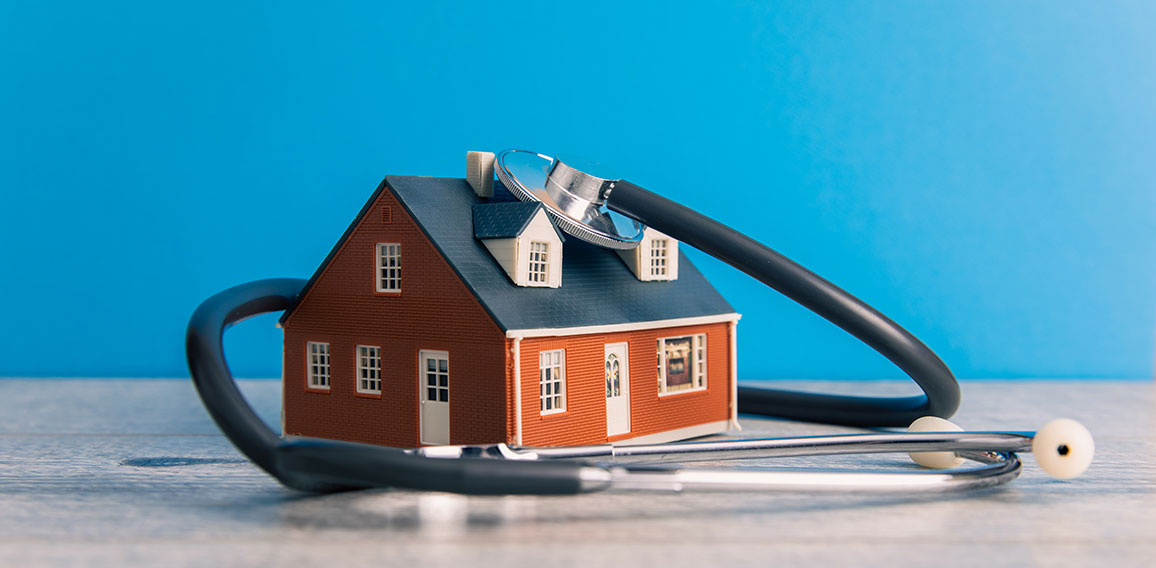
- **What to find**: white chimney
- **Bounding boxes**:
[466,151,495,198]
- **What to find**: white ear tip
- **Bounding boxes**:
[907,416,965,469]
[1031,418,1094,479]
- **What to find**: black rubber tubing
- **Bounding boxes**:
[186,278,594,494]
[605,180,960,427]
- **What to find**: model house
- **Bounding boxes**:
[279,155,740,448]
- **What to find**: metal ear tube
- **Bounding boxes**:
[412,418,1093,493]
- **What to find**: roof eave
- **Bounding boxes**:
[278,178,391,326]
[504,312,741,339]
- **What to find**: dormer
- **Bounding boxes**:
[617,227,679,281]
[473,202,564,288]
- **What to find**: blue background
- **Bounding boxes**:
[1,1,1153,380]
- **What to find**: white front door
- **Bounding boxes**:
[605,342,631,437]
[419,350,450,445]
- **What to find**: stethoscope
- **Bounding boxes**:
[185,149,1093,494]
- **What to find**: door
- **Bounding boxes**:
[605,342,631,437]
[419,350,450,445]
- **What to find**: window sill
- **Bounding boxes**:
[657,387,708,398]
[538,409,569,419]
[373,290,402,297]
[355,391,382,399]
[305,387,331,394]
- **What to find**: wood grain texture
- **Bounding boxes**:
[1,379,1152,567]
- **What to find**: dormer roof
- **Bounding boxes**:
[472,201,565,242]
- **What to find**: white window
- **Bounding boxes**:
[650,239,669,278]
[376,243,401,292]
[422,352,449,403]
[539,349,566,414]
[356,345,381,394]
[528,241,549,284]
[657,334,706,395]
[307,342,330,390]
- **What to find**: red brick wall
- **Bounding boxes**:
[516,322,733,447]
[282,181,509,447]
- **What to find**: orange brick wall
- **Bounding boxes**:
[515,322,734,447]
[282,181,509,447]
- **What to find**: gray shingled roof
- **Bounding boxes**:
[382,176,735,331]
[280,176,735,330]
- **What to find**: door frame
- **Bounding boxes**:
[418,349,450,445]
[604,342,631,437]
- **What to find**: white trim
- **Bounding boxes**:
[538,349,566,415]
[306,341,331,390]
[375,242,402,293]
[482,209,562,289]
[657,333,707,396]
[527,241,550,284]
[419,349,450,402]
[728,320,741,431]
[604,341,631,437]
[649,238,669,278]
[355,344,381,395]
[616,227,679,282]
[513,337,523,446]
[418,350,451,445]
[505,313,741,339]
[612,420,731,446]
[281,349,288,436]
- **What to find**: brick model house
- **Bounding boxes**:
[279,158,740,448]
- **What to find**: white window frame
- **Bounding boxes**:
[527,241,549,284]
[356,345,381,395]
[657,334,707,395]
[539,349,566,415]
[650,238,669,278]
[376,243,402,293]
[421,350,450,403]
[306,341,330,390]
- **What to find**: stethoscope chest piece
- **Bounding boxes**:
[495,149,644,250]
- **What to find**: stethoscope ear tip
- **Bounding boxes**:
[905,415,1095,480]
[1031,418,1095,480]
[907,416,966,469]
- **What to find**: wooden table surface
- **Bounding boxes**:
[0,379,1152,567]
